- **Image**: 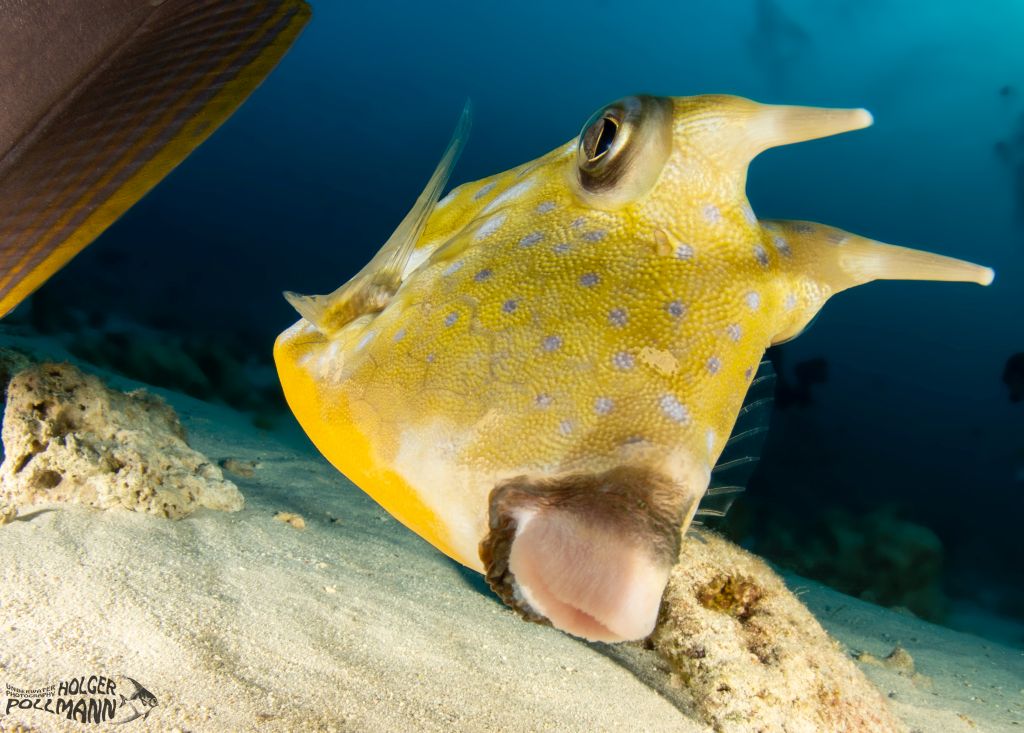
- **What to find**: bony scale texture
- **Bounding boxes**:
[275,94,992,642]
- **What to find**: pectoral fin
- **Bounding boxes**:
[285,101,472,334]
[695,359,776,524]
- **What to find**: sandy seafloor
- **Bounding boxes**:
[0,333,1021,733]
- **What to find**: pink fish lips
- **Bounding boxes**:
[481,466,687,642]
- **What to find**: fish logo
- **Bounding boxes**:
[112,676,158,725]
[2,673,157,725]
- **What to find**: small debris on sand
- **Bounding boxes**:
[856,645,916,676]
[274,511,306,529]
[220,458,260,478]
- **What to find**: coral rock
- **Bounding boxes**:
[0,363,242,518]
[651,531,906,733]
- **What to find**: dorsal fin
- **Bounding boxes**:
[284,101,472,335]
[693,359,775,525]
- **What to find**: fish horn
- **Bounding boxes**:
[767,219,994,343]
[773,219,994,289]
[679,95,873,188]
[833,234,994,287]
[743,103,873,153]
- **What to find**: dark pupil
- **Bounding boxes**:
[590,117,618,161]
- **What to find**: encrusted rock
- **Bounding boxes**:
[651,531,906,733]
[0,362,242,518]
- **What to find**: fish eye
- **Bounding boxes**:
[575,95,673,205]
[581,114,621,165]
[577,103,629,177]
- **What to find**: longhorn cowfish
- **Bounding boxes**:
[275,94,993,642]
[0,0,310,318]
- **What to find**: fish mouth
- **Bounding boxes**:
[506,508,672,641]
[480,466,689,642]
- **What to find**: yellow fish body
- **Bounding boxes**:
[275,95,992,642]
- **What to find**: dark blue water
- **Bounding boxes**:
[27,0,1024,643]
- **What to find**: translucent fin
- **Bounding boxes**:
[694,486,746,519]
[378,100,472,291]
[695,359,775,524]
[282,291,328,327]
[285,101,472,334]
[0,0,312,318]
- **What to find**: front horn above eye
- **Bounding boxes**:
[575,95,673,206]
